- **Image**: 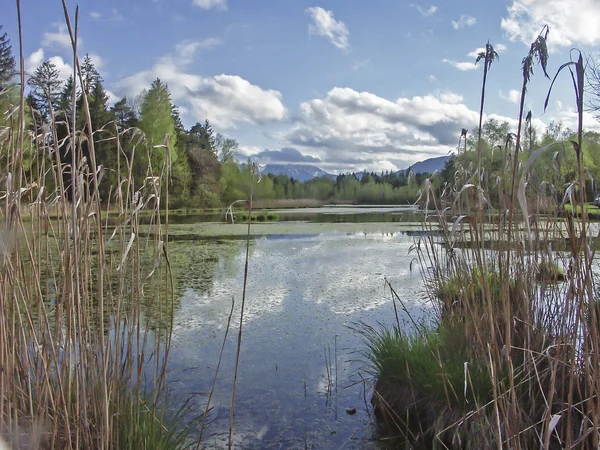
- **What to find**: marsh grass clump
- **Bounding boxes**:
[535,260,565,282]
[114,391,197,450]
[365,275,582,448]
[366,27,600,449]
[432,267,518,320]
[362,322,495,447]
[232,211,278,223]
[363,316,571,448]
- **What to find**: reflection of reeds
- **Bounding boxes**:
[364,29,600,449]
[324,343,333,393]
[228,162,259,449]
[196,296,235,448]
[0,3,181,448]
[320,336,339,419]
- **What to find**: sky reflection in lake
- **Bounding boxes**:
[166,230,430,448]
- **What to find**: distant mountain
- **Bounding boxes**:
[260,156,450,183]
[399,155,450,175]
[261,164,335,182]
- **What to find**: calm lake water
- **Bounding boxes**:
[140,204,425,225]
[161,212,433,448]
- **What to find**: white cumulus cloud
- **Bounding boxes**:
[115,41,286,129]
[283,88,481,171]
[281,87,555,172]
[42,23,74,50]
[442,59,478,71]
[90,8,124,21]
[501,0,600,48]
[452,15,476,29]
[186,75,287,128]
[174,38,222,63]
[412,4,438,17]
[306,7,350,52]
[438,92,463,104]
[192,0,227,10]
[499,89,521,104]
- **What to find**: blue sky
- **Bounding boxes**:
[3,0,600,173]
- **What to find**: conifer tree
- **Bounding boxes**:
[27,60,62,121]
[80,53,100,95]
[111,96,138,130]
[57,75,74,119]
[0,25,15,88]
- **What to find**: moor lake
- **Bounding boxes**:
[151,207,434,448]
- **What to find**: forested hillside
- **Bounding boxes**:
[4,32,600,209]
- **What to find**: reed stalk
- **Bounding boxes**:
[366,26,600,449]
[228,162,258,450]
[0,3,182,448]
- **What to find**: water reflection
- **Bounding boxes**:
[163,230,431,448]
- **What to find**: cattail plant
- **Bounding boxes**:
[541,48,597,448]
[459,128,468,154]
[365,22,600,449]
[508,26,550,219]
[475,42,499,187]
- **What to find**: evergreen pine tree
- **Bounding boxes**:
[27,60,62,121]
[80,53,100,95]
[0,25,15,88]
[189,119,215,153]
[56,75,74,123]
[111,96,138,130]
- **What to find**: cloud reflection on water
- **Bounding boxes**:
[171,232,425,334]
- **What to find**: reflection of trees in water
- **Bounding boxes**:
[26,234,175,335]
[39,238,250,334]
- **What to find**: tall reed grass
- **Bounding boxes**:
[366,29,600,449]
[0,3,184,448]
